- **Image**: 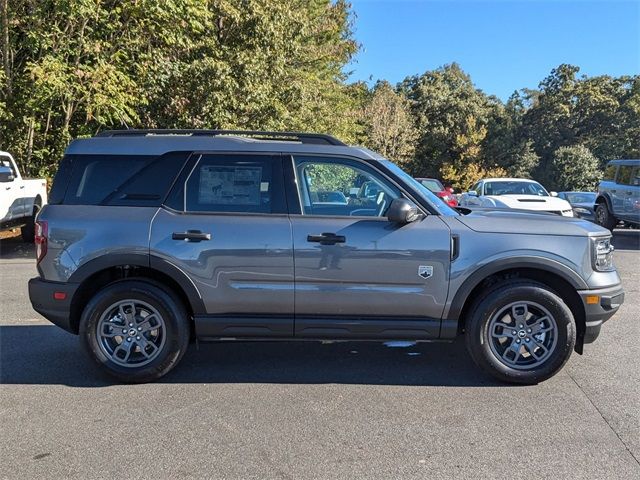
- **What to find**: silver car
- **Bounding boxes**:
[28,130,624,384]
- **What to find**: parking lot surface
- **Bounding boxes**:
[1,230,639,479]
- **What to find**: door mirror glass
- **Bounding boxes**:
[0,166,14,182]
[387,198,420,224]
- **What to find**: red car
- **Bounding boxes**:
[416,177,458,207]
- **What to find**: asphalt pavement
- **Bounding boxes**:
[1,230,639,479]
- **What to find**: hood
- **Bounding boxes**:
[483,195,571,211]
[454,208,609,237]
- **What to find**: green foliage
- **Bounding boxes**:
[360,80,417,167]
[0,0,361,177]
[0,0,636,193]
[305,163,357,193]
[551,145,601,191]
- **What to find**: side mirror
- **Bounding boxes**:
[550,191,558,197]
[387,198,420,224]
[466,191,478,197]
[0,166,15,183]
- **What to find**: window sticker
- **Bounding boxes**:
[198,165,262,205]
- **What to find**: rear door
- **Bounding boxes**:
[613,165,633,217]
[286,155,451,339]
[150,153,294,337]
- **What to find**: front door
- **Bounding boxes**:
[150,153,294,337]
[288,155,451,339]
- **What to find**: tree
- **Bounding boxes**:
[360,80,417,166]
[550,145,601,191]
[0,0,362,178]
[399,63,495,178]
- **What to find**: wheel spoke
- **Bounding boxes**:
[491,323,517,338]
[502,340,521,364]
[511,304,529,324]
[112,340,135,363]
[529,316,553,334]
[526,338,547,360]
[119,302,136,324]
[138,315,161,333]
[100,322,127,338]
[136,336,158,359]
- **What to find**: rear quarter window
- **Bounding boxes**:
[602,164,617,182]
[59,153,188,206]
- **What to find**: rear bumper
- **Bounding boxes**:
[28,277,79,334]
[577,283,625,344]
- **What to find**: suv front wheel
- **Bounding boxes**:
[465,281,576,384]
[595,202,617,230]
[79,279,190,383]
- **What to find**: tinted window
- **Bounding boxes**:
[483,181,548,196]
[0,156,17,176]
[603,164,617,181]
[632,167,640,187]
[183,154,285,214]
[294,156,400,217]
[419,179,443,192]
[63,155,154,205]
[617,166,633,185]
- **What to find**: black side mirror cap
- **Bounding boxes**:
[387,198,420,224]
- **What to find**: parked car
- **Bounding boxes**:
[459,178,574,217]
[595,159,640,230]
[415,177,458,207]
[29,130,623,384]
[558,192,597,222]
[0,151,48,242]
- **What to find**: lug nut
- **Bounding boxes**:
[122,329,127,334]
[516,339,521,343]
[127,338,132,342]
[527,328,532,333]
[137,326,142,331]
[129,323,133,327]
[136,336,141,340]
[525,338,530,342]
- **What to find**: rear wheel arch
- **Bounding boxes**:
[68,255,204,333]
[448,263,586,353]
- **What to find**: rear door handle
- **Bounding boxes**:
[307,232,346,245]
[172,230,211,242]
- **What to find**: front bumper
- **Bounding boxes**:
[28,277,79,334]
[577,283,625,344]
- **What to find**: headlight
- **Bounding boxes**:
[573,207,591,215]
[592,237,615,271]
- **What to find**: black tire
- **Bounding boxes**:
[20,206,38,243]
[79,279,190,383]
[595,202,616,231]
[465,281,576,385]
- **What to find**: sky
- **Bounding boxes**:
[348,0,640,100]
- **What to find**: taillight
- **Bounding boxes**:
[35,220,48,264]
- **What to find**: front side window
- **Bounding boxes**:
[616,166,633,185]
[0,156,17,177]
[294,156,400,217]
[184,154,285,214]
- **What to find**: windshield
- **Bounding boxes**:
[381,161,459,215]
[418,178,444,193]
[484,180,549,196]
[563,192,596,204]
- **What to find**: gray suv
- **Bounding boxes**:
[28,130,625,384]
[595,159,640,230]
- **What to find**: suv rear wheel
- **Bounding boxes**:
[79,279,190,383]
[595,202,617,230]
[465,281,576,384]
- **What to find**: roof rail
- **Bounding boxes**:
[95,129,346,146]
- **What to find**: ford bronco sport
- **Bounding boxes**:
[28,130,625,384]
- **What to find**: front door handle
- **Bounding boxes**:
[307,232,346,245]
[172,230,211,242]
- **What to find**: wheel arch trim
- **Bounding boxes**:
[68,253,206,315]
[445,256,588,326]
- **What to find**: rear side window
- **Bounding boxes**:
[169,154,286,214]
[59,153,187,206]
[602,164,617,181]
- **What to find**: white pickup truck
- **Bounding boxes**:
[0,151,48,242]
